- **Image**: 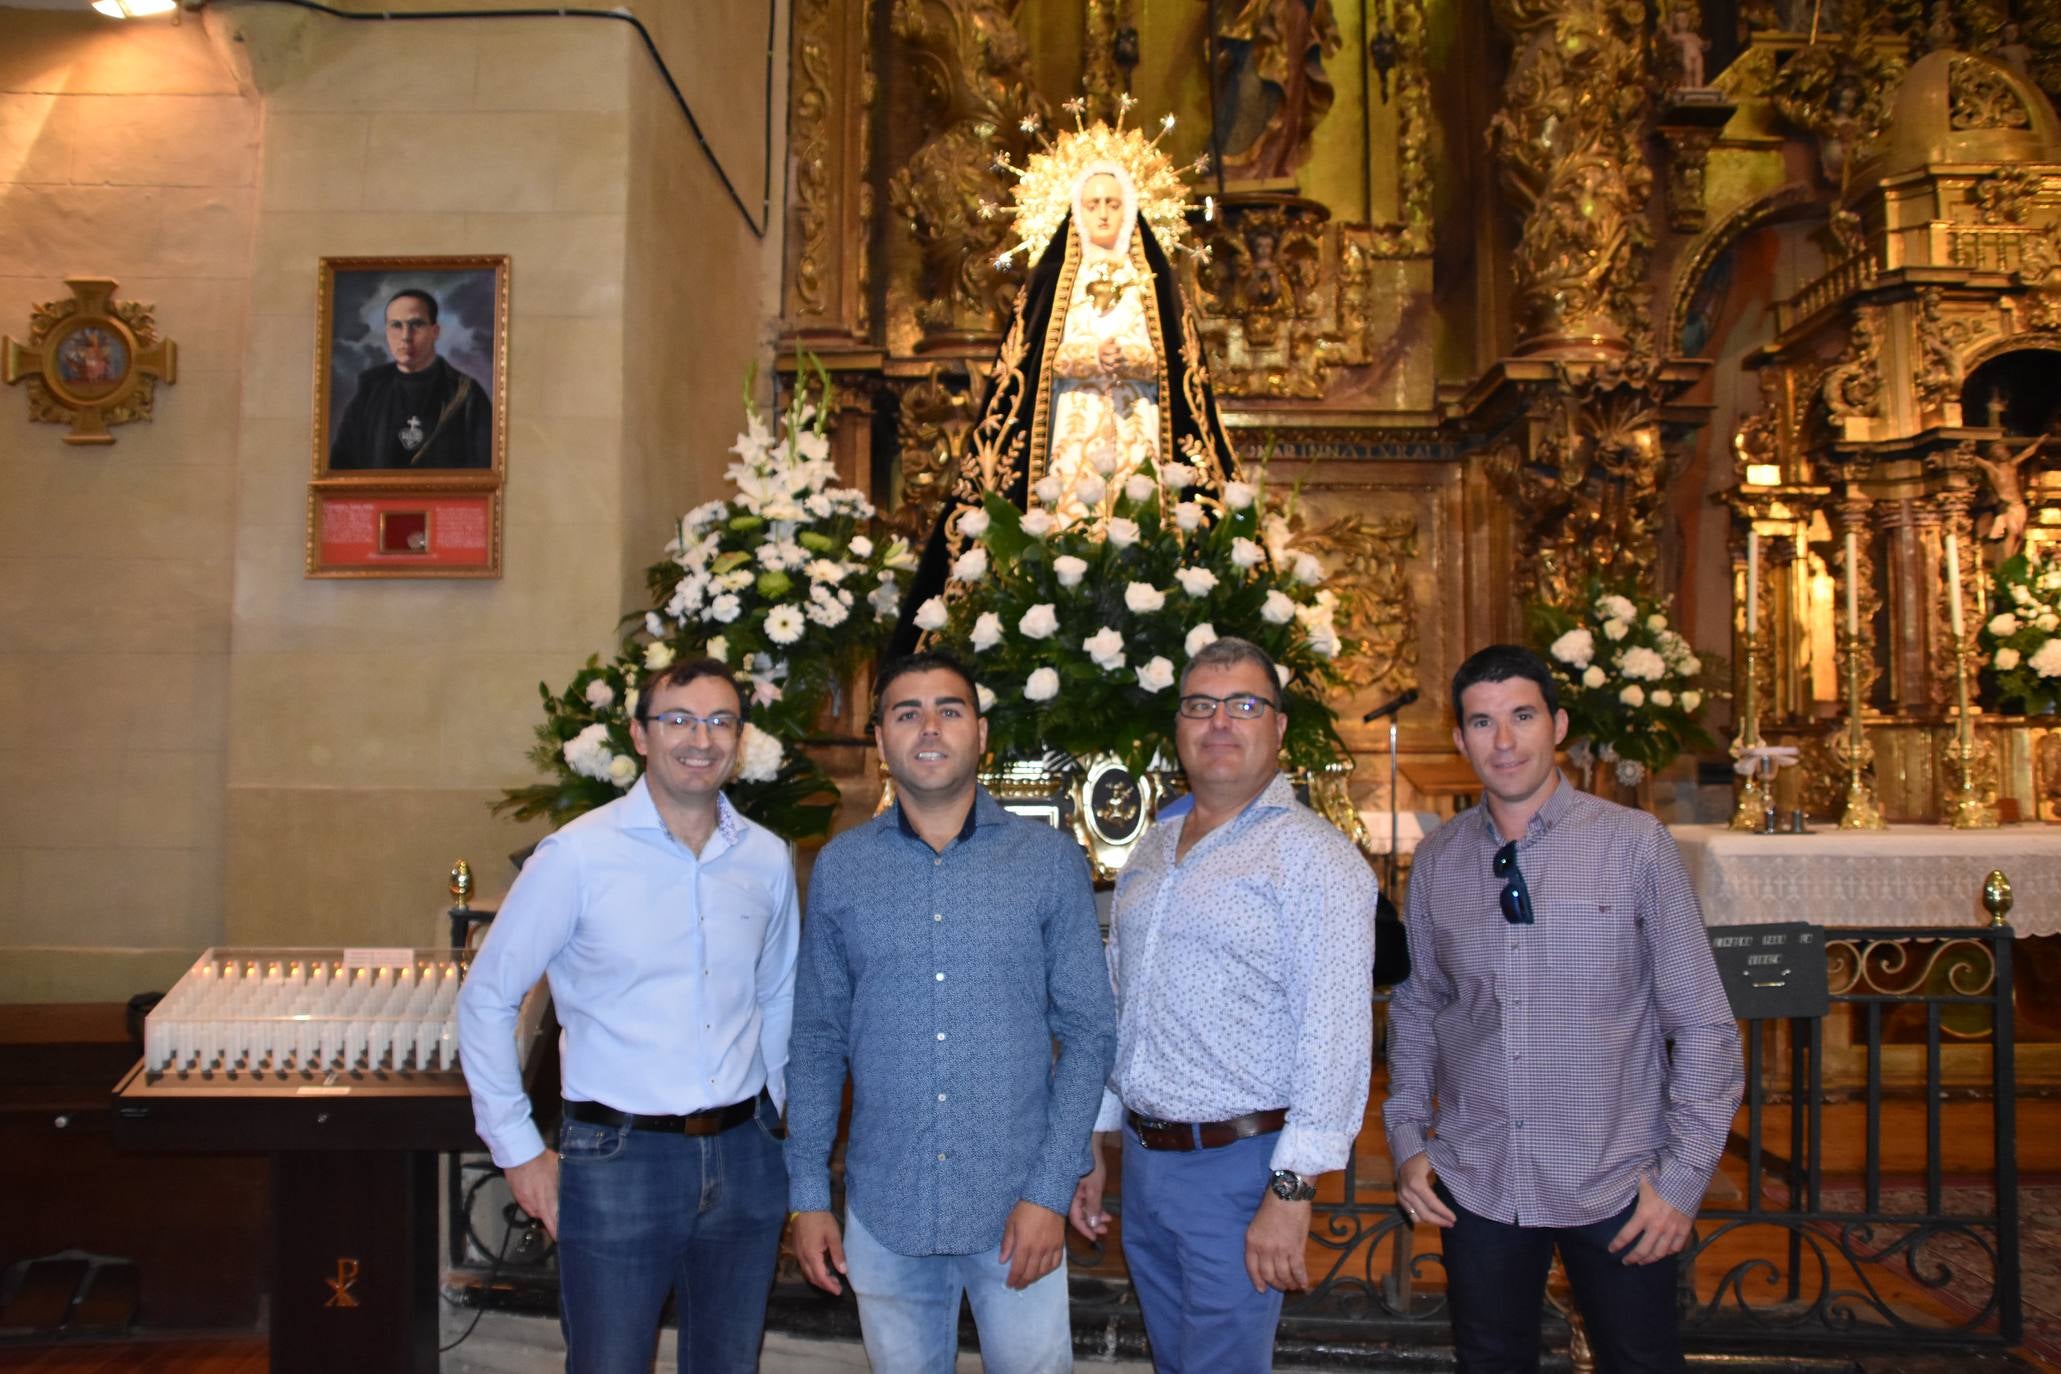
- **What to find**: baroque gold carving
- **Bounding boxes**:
[1973,165,2042,225]
[1285,509,1420,700]
[1658,126,1719,234]
[890,367,981,541]
[1948,52,2032,129]
[885,0,1045,346]
[1378,0,1434,258]
[1211,0,1345,183]
[1487,0,1654,352]
[1913,286,1985,414]
[1187,196,1375,399]
[1820,303,1884,422]
[789,0,836,319]
[1768,38,1906,190]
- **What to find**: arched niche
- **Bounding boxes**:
[1960,345,2061,438]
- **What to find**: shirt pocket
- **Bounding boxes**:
[702,873,776,957]
[1542,893,1645,998]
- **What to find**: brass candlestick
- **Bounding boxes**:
[1982,869,2013,928]
[1728,626,1769,831]
[1837,638,1886,830]
[1946,641,1999,829]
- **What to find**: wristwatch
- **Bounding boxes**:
[1268,1169,1316,1202]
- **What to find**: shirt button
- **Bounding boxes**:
[1514,1119,1525,1129]
[937,1093,947,1102]
[936,1032,947,1041]
[935,972,945,982]
[934,858,942,868]
[933,912,943,922]
[937,1152,947,1161]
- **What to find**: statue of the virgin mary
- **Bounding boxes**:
[891,103,1242,655]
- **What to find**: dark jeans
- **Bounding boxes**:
[1439,1186,1686,1374]
[554,1094,788,1373]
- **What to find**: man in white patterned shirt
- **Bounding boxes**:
[1070,636,1378,1372]
[1386,644,1741,1372]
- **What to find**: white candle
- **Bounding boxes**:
[1745,529,1759,633]
[1945,531,1964,638]
[1844,531,1859,637]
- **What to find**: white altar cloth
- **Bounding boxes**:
[1668,824,2060,935]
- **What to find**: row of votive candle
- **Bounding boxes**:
[145,954,464,1075]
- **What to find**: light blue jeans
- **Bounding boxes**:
[842,1205,1073,1374]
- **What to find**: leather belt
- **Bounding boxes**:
[1126,1107,1288,1152]
[564,1094,756,1137]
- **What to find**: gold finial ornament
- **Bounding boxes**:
[1982,869,2012,928]
[986,96,1210,270]
[449,859,473,911]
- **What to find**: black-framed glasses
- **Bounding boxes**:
[643,709,740,736]
[1493,841,1534,925]
[1177,692,1279,720]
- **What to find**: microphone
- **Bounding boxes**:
[1361,688,1419,723]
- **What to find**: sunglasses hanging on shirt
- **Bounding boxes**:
[1493,841,1534,925]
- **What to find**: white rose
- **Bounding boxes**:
[737,721,784,783]
[2032,640,2061,678]
[1186,623,1218,657]
[708,593,742,624]
[1054,555,1088,588]
[1598,594,1638,623]
[971,611,1004,651]
[1024,667,1060,702]
[1261,590,1296,624]
[705,637,728,664]
[1034,475,1063,507]
[1681,690,1702,711]
[976,683,996,714]
[1162,462,1198,491]
[1106,517,1140,549]
[1646,613,1668,631]
[952,546,989,582]
[1124,581,1167,613]
[625,688,640,718]
[848,535,875,559]
[1582,664,1608,688]
[1602,618,1630,641]
[1020,509,1056,538]
[1651,689,1674,707]
[1619,684,1646,707]
[644,640,675,671]
[2012,584,2033,605]
[1173,501,1204,531]
[1989,612,2021,637]
[1230,537,1264,569]
[1174,566,1219,597]
[1125,473,1158,504]
[1293,553,1325,585]
[958,508,991,539]
[914,597,949,631]
[765,605,806,645]
[1019,603,1059,639]
[1076,474,1107,507]
[562,723,615,782]
[1994,647,2022,671]
[1222,480,1256,510]
[1275,663,1291,687]
[2040,613,2060,633]
[1680,654,1702,676]
[1136,656,1176,693]
[584,679,616,711]
[607,754,639,788]
[1083,625,1126,670]
[1549,628,1594,668]
[1090,446,1122,477]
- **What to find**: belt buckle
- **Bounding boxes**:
[1136,1115,1176,1135]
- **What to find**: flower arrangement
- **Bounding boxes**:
[914,460,1353,775]
[1529,581,1716,785]
[1981,543,2061,713]
[497,362,914,841]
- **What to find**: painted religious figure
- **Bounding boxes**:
[1211,0,1343,183]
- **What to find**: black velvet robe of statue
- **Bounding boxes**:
[889,213,1241,657]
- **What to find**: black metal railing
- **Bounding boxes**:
[444,923,2022,1362]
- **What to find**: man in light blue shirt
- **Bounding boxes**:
[787,649,1117,1374]
[458,657,799,1373]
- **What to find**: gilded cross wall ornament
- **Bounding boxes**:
[3,278,177,445]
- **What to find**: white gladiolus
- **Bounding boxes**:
[765,605,806,645]
[952,546,989,582]
[914,597,949,631]
[1024,667,1061,701]
[1173,501,1204,531]
[971,611,1004,651]
[1020,509,1057,538]
[1549,628,1595,668]
[1619,684,1646,707]
[1174,566,1219,597]
[1136,656,1176,692]
[1106,517,1141,548]
[1261,590,1296,624]
[737,722,784,782]
[1222,480,1256,510]
[1124,581,1167,613]
[1995,647,2022,671]
[1084,625,1126,670]
[1019,603,1059,639]
[1186,623,1219,657]
[958,508,991,539]
[1583,665,1608,688]
[1054,555,1088,588]
[1230,538,1263,569]
[584,679,616,710]
[644,640,676,670]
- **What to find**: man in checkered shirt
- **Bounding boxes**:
[1385,644,1742,1372]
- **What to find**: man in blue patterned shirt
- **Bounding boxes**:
[1386,644,1741,1372]
[787,649,1117,1373]
[1071,636,1378,1372]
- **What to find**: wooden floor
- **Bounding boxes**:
[0,1338,264,1373]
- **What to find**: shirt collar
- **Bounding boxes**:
[890,785,1000,847]
[615,776,745,851]
[1475,769,1578,846]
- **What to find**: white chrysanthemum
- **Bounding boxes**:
[848,535,875,559]
[1989,612,2021,637]
[1125,581,1167,613]
[1186,622,1218,657]
[971,611,1004,652]
[1084,625,1127,670]
[1024,667,1060,702]
[1054,555,1088,588]
[1019,603,1059,639]
[644,641,675,671]
[737,722,784,783]
[1173,501,1204,531]
[1620,646,1667,681]
[1619,684,1645,707]
[914,597,948,631]
[1597,594,1638,623]
[584,679,616,710]
[1174,566,1219,597]
[1995,647,2022,671]
[607,755,638,788]
[1261,590,1296,624]
[806,559,847,585]
[563,723,615,781]
[1106,517,1140,548]
[1021,509,1057,538]
[1550,628,1594,668]
[1136,656,1175,693]
[2039,613,2060,633]
[708,593,742,624]
[1680,654,1702,676]
[1222,481,1256,510]
[952,547,989,582]
[2032,640,2061,678]
[765,605,806,645]
[1230,537,1263,569]
[805,595,850,628]
[959,508,991,539]
[1582,664,1608,689]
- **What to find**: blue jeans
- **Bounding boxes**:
[1439,1186,1685,1374]
[554,1094,788,1373]
[842,1205,1072,1374]
[1118,1127,1284,1373]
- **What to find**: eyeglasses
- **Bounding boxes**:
[1176,693,1279,720]
[643,709,740,736]
[1493,841,1534,926]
